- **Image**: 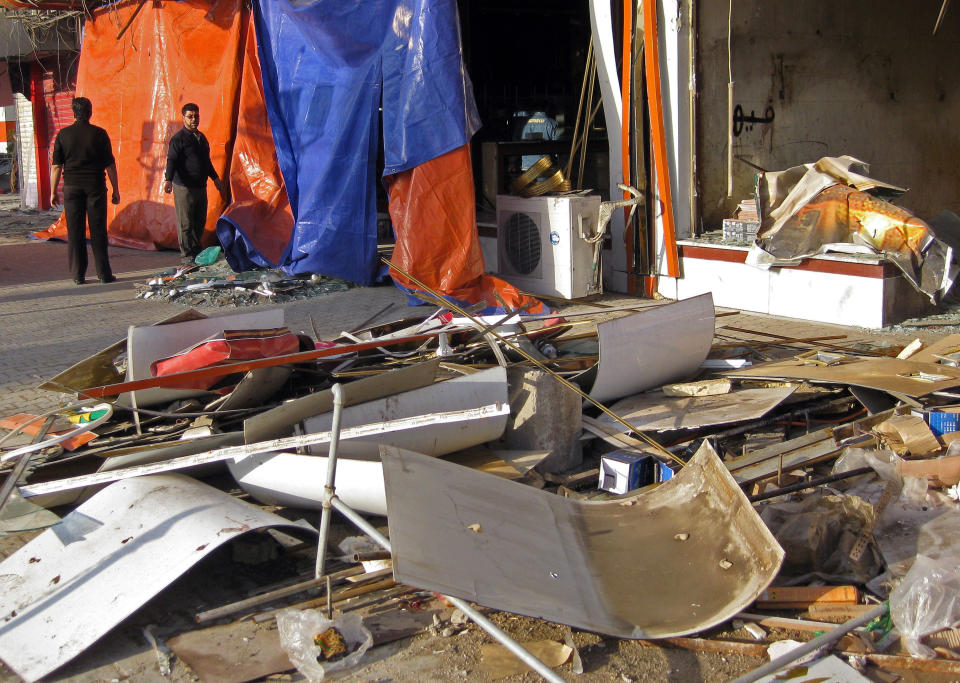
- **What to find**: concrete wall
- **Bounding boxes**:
[0,13,78,57]
[696,1,960,230]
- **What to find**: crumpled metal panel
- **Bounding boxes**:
[381,441,784,638]
[0,474,312,682]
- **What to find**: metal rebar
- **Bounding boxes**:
[748,466,874,503]
[381,257,683,467]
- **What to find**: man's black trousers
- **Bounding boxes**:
[63,183,112,282]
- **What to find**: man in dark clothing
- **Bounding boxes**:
[50,96,120,285]
[163,103,226,262]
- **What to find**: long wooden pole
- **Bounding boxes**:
[79,333,436,398]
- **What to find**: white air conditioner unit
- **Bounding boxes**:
[496,194,602,300]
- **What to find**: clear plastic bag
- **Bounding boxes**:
[889,511,960,658]
[276,609,373,681]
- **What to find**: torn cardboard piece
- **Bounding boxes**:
[873,414,942,457]
[727,355,960,398]
[593,386,796,433]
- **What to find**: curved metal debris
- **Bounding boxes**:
[0,474,313,682]
[381,440,784,638]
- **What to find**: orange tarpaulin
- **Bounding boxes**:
[216,12,294,267]
[33,0,246,250]
[386,144,548,314]
[32,0,543,315]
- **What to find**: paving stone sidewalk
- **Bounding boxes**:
[0,239,408,416]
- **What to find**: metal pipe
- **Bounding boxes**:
[328,499,565,682]
[730,603,887,683]
[330,496,391,549]
[314,383,344,580]
[747,466,874,503]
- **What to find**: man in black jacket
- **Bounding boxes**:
[50,96,120,285]
[163,103,226,262]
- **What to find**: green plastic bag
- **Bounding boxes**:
[195,246,222,266]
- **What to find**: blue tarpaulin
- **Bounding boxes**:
[219,0,480,284]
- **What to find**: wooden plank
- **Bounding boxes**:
[755,585,859,609]
[639,637,767,658]
[726,408,897,474]
[737,612,861,634]
[807,604,877,623]
[725,428,832,473]
[730,435,875,486]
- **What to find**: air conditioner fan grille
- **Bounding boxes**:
[502,211,541,275]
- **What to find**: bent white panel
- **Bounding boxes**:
[382,441,783,638]
[229,368,510,514]
[0,475,312,682]
[228,444,388,515]
[589,293,715,402]
[300,366,509,456]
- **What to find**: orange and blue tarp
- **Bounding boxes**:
[35,0,545,314]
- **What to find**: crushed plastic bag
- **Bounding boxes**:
[276,609,373,681]
[759,492,882,584]
[832,447,901,485]
[831,448,956,579]
[889,511,960,658]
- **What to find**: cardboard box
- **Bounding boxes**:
[598,451,674,494]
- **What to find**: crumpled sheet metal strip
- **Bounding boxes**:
[381,441,784,639]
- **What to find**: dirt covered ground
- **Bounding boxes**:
[0,195,60,245]
[0,516,770,683]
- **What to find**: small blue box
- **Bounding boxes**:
[599,451,674,494]
[928,409,960,437]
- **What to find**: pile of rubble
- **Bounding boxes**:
[135,252,355,308]
[3,291,960,681]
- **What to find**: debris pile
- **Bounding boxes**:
[4,291,960,680]
[135,251,355,307]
